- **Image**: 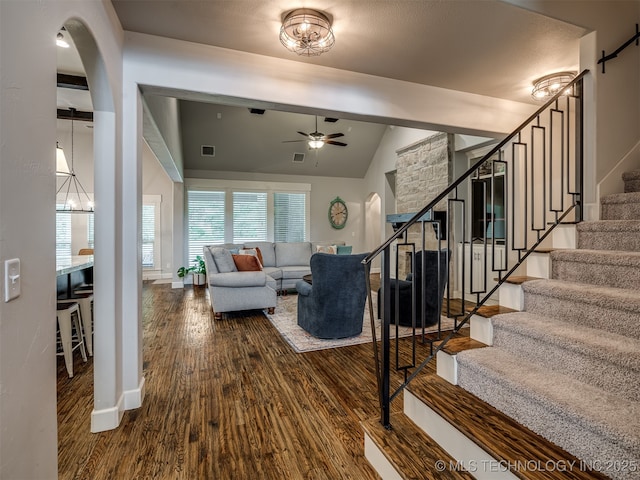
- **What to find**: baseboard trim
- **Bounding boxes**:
[91,393,125,433]
[123,376,146,410]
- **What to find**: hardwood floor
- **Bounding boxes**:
[58,282,397,479]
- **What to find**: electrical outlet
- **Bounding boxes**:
[4,258,20,302]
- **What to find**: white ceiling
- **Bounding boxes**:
[57,1,587,178]
[110,0,585,104]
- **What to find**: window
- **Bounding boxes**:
[87,214,94,249]
[186,179,310,247]
[56,207,72,258]
[274,192,307,242]
[142,204,156,267]
[188,190,225,261]
[233,192,267,243]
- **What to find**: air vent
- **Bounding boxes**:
[324,117,339,123]
[201,145,215,157]
[293,152,305,163]
[249,108,265,115]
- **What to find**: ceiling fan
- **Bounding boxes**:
[283,116,347,149]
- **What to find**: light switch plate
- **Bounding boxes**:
[5,258,20,302]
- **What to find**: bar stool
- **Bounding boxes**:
[58,293,94,357]
[56,301,87,378]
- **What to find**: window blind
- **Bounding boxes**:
[56,207,72,258]
[142,204,155,267]
[232,192,267,243]
[274,192,307,242]
[87,214,94,249]
[188,190,225,261]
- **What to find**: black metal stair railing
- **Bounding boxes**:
[363,70,587,428]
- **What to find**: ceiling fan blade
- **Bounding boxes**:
[282,139,305,143]
[297,131,310,137]
[326,140,348,147]
[325,133,344,139]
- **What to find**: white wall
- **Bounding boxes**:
[505,0,640,214]
[142,141,175,279]
[0,1,124,478]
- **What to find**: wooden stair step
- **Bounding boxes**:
[407,373,609,480]
[362,414,474,480]
[437,336,486,355]
[494,275,541,285]
[465,304,516,318]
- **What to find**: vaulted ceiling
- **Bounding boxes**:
[58,1,587,178]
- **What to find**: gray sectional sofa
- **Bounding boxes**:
[202,241,348,318]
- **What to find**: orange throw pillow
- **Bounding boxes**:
[255,247,264,266]
[232,254,263,271]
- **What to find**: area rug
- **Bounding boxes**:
[264,293,458,353]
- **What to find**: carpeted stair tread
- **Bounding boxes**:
[601,191,640,205]
[623,170,640,192]
[550,249,640,290]
[577,220,640,251]
[577,220,640,232]
[457,347,640,472]
[551,248,640,266]
[522,279,640,339]
[491,311,640,401]
[601,192,640,220]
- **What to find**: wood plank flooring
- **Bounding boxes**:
[57,280,581,479]
[58,282,392,479]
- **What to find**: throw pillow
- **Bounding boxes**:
[337,245,353,255]
[239,247,264,266]
[211,247,237,273]
[316,244,337,254]
[232,254,263,271]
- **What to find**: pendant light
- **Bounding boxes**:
[56,108,94,213]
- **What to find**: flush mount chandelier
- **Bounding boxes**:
[279,8,335,56]
[531,71,576,100]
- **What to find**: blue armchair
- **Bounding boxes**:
[377,249,449,327]
[295,252,368,339]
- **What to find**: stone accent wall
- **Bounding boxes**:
[395,132,453,277]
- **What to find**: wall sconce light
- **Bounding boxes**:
[280,9,335,56]
[531,71,576,100]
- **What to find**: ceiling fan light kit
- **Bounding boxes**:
[283,116,348,150]
[280,8,335,56]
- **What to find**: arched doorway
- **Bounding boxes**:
[58,19,121,433]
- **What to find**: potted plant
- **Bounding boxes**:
[177,255,206,286]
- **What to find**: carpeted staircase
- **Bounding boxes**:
[456,170,640,480]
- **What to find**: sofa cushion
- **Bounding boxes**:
[265,275,278,290]
[232,254,262,271]
[280,265,311,279]
[210,271,266,287]
[244,242,275,267]
[263,266,282,281]
[211,247,237,273]
[276,242,311,267]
